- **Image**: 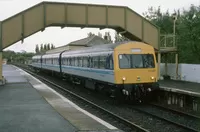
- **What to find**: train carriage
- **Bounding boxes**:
[31,55,42,70]
[31,41,159,102]
[42,53,60,73]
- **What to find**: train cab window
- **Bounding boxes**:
[142,54,155,68]
[119,54,131,69]
[99,56,106,69]
[93,56,99,69]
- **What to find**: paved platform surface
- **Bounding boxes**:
[0,65,122,132]
[159,79,200,97]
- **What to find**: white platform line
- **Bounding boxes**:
[160,86,200,97]
[14,65,117,130]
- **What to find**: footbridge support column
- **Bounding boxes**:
[0,21,6,85]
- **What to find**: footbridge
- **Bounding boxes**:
[0,1,160,83]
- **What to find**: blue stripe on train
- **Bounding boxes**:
[40,63,114,75]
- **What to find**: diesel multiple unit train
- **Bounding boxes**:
[30,41,159,102]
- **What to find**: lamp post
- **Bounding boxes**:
[172,13,179,80]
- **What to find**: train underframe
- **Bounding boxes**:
[62,72,159,103]
[32,67,159,103]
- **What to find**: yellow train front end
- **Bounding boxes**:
[113,42,158,102]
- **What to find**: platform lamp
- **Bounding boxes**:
[172,13,177,47]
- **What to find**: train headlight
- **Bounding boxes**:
[122,77,126,81]
[151,76,155,80]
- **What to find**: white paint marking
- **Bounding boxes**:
[13,65,117,130]
[160,86,200,97]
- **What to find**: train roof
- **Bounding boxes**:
[62,41,138,55]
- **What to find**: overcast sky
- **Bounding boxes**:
[0,0,199,53]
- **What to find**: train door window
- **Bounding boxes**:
[99,56,106,69]
[93,56,99,69]
[109,54,114,70]
[90,57,93,68]
[87,56,90,68]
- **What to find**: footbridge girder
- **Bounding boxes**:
[0,1,160,83]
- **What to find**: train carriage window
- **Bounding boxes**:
[79,57,82,67]
[99,56,106,69]
[62,58,65,65]
[71,57,75,66]
[83,57,88,67]
[93,56,99,69]
[75,57,78,67]
[105,54,114,70]
[66,58,68,65]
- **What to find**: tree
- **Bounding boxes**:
[44,44,47,51]
[143,4,200,64]
[47,44,50,50]
[103,32,112,43]
[87,32,95,37]
[51,44,55,49]
[98,32,102,38]
[40,44,44,53]
[143,6,174,34]
[114,31,129,43]
[35,44,39,54]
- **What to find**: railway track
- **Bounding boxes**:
[16,64,199,132]
[150,102,200,121]
[129,103,200,132]
[20,65,149,132]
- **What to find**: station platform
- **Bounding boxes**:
[0,64,122,132]
[159,79,200,97]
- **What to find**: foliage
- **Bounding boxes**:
[143,5,200,64]
[3,50,34,64]
[87,31,128,43]
[35,43,55,54]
